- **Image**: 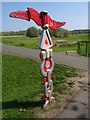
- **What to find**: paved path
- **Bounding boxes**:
[1,44,88,70]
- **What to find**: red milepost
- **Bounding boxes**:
[9,8,66,30]
[9,7,66,108]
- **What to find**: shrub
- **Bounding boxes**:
[26,27,39,37]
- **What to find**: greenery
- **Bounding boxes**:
[53,28,70,38]
[1,27,69,38]
[49,28,70,38]
[1,28,89,56]
[2,54,81,118]
[26,27,39,38]
[53,44,77,52]
[1,36,39,49]
[53,34,88,41]
[1,28,89,37]
[2,30,26,36]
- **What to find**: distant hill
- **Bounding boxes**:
[71,29,89,34]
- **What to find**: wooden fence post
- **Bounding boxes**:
[77,41,80,54]
[85,41,88,56]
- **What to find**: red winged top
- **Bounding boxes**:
[9,8,66,30]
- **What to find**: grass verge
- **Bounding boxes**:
[2,53,83,118]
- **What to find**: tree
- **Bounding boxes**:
[49,29,54,37]
[53,27,70,38]
[26,27,39,37]
[38,29,42,36]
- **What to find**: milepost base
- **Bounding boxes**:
[43,96,55,108]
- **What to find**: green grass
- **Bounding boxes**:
[1,36,39,49]
[2,54,81,118]
[53,44,77,52]
[1,34,88,48]
[62,34,88,41]
[0,38,2,43]
[52,34,88,41]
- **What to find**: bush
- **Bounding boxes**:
[53,28,69,38]
[26,27,39,37]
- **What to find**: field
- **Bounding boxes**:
[2,54,82,118]
[53,34,88,41]
[1,36,39,49]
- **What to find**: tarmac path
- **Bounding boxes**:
[0,44,89,118]
[1,44,88,71]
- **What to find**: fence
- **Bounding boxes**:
[54,40,89,56]
[77,40,89,56]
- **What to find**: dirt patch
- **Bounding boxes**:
[35,71,88,118]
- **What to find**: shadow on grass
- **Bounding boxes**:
[2,100,43,109]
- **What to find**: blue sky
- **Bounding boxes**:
[2,2,88,32]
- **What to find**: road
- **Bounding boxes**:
[1,44,88,70]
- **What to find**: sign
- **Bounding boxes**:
[9,8,66,107]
